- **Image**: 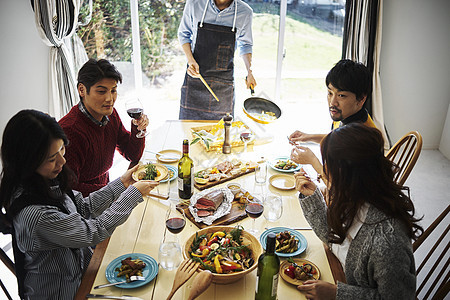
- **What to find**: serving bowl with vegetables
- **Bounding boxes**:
[183,225,263,284]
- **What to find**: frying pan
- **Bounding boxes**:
[242,86,282,124]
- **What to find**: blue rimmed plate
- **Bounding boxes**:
[259,227,307,257]
[268,156,301,173]
[160,165,177,183]
[105,253,158,288]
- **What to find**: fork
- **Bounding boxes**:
[166,259,200,300]
[93,276,145,289]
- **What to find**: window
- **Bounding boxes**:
[77,0,344,129]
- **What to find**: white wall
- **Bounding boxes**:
[439,105,450,158]
[0,0,49,142]
[1,0,450,156]
[380,0,450,151]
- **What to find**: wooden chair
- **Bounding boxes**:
[0,239,15,300]
[386,131,423,186]
[413,205,450,300]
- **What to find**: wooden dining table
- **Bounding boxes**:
[75,119,345,300]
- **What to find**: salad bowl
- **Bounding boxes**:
[183,225,263,284]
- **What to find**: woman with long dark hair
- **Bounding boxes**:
[0,109,158,299]
[293,123,422,299]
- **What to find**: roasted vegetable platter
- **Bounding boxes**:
[187,226,255,274]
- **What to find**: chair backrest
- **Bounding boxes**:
[1,215,18,300]
[0,239,16,300]
[413,205,450,300]
[385,131,423,186]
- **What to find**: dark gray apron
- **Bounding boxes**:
[179,6,237,120]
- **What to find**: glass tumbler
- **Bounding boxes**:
[263,193,283,222]
[255,157,267,184]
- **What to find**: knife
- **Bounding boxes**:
[86,294,143,300]
[94,276,145,289]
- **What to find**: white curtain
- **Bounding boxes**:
[342,0,389,149]
[32,0,80,119]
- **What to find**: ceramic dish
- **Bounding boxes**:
[105,253,158,288]
[279,258,320,285]
[132,163,168,182]
[259,227,307,257]
[183,226,263,284]
[268,156,301,173]
[156,149,182,163]
[160,165,177,183]
[269,174,295,190]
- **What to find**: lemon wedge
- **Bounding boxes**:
[194,177,209,185]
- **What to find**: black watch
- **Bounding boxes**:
[298,193,307,199]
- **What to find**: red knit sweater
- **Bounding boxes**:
[59,105,145,196]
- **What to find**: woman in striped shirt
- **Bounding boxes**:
[0,109,158,299]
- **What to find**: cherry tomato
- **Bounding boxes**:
[284,265,296,279]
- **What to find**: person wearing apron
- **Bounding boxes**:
[178,0,256,120]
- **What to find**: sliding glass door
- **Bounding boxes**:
[77,0,344,124]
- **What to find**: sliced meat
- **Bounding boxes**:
[194,203,216,211]
[216,161,233,174]
[197,210,214,217]
[196,190,224,211]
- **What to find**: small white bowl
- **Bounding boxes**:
[226,182,241,196]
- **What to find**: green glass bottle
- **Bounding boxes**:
[178,139,194,199]
[255,233,280,300]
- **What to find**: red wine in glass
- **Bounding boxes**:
[240,132,253,143]
[246,202,264,219]
[166,217,186,234]
[127,108,143,120]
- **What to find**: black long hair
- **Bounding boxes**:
[321,123,423,243]
[0,110,74,220]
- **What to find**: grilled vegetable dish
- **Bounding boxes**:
[115,257,146,279]
[188,226,254,274]
[137,163,160,180]
[284,258,317,281]
[274,159,298,170]
[275,231,299,253]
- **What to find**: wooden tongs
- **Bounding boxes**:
[198,74,220,102]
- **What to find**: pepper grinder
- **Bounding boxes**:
[223,113,233,154]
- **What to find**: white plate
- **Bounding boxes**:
[269,174,295,190]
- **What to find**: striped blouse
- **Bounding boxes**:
[13,178,143,299]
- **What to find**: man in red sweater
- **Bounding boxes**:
[59,59,148,196]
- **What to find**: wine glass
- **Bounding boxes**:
[240,129,254,156]
[125,98,146,138]
[159,202,186,271]
[245,194,264,236]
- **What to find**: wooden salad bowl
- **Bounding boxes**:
[183,225,263,284]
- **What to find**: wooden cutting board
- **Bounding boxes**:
[194,168,255,191]
[177,199,249,229]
